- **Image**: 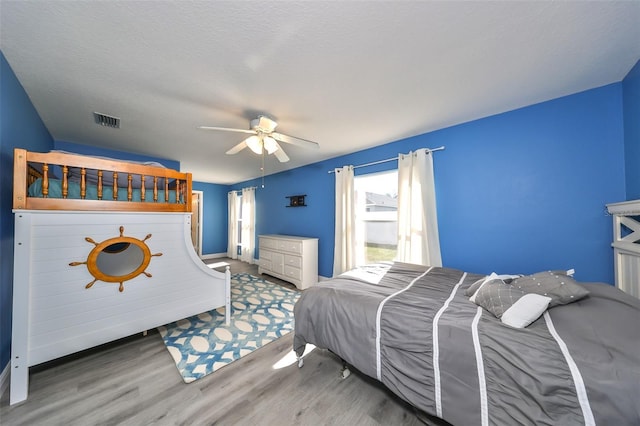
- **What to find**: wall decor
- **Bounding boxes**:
[286,194,306,207]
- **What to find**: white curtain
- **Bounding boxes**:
[240,187,256,263]
[396,149,442,266]
[227,191,239,259]
[333,165,356,276]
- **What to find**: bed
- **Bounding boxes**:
[293,261,640,425]
[10,148,231,405]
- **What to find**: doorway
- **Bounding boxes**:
[191,190,203,256]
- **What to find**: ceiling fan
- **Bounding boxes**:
[199,116,319,163]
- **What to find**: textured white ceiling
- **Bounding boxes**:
[1,1,639,184]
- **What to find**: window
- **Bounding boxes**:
[354,170,398,264]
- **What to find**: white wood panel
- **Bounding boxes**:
[11,211,230,404]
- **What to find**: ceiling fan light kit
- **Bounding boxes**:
[199,115,319,163]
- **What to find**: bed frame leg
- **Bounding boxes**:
[297,355,304,368]
[340,360,351,379]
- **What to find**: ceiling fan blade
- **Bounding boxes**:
[272,132,320,150]
[272,142,290,163]
[199,126,257,135]
[226,140,248,155]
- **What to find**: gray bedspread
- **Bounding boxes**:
[293,262,640,426]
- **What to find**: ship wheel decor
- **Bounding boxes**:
[70,226,163,292]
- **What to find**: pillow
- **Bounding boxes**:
[501,294,552,328]
[511,270,589,307]
[466,272,521,301]
[472,279,551,328]
[465,273,497,298]
[472,279,527,318]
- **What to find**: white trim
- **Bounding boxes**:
[606,199,640,215]
[471,307,489,426]
[543,312,595,426]
[200,252,228,260]
[0,362,9,399]
[375,267,433,381]
[432,272,467,417]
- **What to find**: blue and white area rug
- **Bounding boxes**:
[158,273,300,383]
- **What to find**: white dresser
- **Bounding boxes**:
[258,235,318,290]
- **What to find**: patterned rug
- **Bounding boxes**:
[158,273,300,383]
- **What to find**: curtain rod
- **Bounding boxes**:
[229,186,257,194]
[327,146,445,174]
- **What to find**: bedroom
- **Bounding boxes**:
[1,1,639,424]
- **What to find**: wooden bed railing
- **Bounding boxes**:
[13,148,192,212]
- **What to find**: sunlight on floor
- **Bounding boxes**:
[272,344,316,369]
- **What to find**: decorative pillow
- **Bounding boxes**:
[466,272,521,300]
[501,294,552,328]
[511,271,589,307]
[472,279,527,318]
[465,273,497,298]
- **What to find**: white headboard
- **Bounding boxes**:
[606,199,640,298]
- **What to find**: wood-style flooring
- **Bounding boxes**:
[0,258,446,426]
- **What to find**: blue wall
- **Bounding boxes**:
[622,59,640,200]
[192,181,229,255]
[1,52,54,372]
[234,83,626,284]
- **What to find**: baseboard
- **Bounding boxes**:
[318,275,331,282]
[0,361,9,400]
[200,253,227,260]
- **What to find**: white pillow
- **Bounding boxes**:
[501,294,552,328]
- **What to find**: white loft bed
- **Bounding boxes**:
[606,199,640,298]
[10,149,231,405]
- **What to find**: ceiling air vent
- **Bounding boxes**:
[94,112,120,128]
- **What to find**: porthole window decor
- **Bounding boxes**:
[70,226,162,292]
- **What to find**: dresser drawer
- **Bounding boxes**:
[260,249,273,261]
[284,254,302,269]
[276,240,302,254]
[260,238,276,250]
[284,265,301,281]
[259,258,272,271]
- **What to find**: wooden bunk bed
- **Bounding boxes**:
[10,148,230,405]
[13,148,193,212]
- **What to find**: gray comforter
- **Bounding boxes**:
[293,262,640,426]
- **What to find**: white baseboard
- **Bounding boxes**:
[318,275,331,282]
[0,361,9,399]
[200,253,227,260]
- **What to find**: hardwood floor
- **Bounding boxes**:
[0,258,444,426]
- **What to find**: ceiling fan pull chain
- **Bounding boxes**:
[261,151,265,188]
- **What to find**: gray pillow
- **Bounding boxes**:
[473,279,552,328]
[511,271,589,307]
[473,279,527,318]
[465,273,521,298]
